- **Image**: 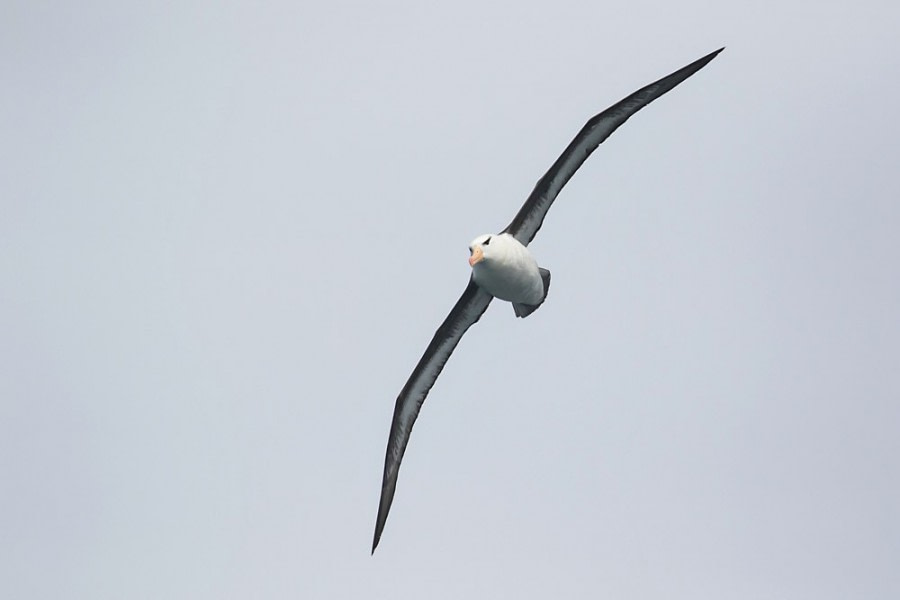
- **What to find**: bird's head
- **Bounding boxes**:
[468,234,495,267]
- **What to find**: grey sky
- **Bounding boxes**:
[2,1,898,598]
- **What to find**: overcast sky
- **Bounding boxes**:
[2,1,899,598]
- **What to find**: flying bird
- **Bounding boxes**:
[372,47,723,553]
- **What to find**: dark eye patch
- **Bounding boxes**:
[483,236,491,246]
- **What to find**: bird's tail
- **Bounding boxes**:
[512,268,551,318]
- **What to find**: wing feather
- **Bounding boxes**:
[504,47,723,245]
[372,277,493,552]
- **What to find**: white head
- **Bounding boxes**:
[468,234,495,267]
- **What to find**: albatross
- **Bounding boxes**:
[372,47,723,553]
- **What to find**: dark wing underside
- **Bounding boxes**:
[503,47,723,246]
[372,277,493,553]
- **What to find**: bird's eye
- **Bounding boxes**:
[483,237,491,246]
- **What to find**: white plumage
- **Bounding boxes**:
[470,233,545,305]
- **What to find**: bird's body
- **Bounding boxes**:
[372,47,724,553]
[470,233,547,312]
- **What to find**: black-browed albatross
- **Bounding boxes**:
[373,47,723,553]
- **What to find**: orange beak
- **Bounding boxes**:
[468,246,484,267]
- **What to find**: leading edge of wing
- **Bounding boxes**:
[372,277,493,553]
[503,47,724,245]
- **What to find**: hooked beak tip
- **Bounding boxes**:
[468,247,483,267]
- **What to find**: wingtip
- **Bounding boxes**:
[682,47,724,75]
[700,47,725,64]
[372,517,385,554]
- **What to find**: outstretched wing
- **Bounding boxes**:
[503,47,723,246]
[372,277,493,553]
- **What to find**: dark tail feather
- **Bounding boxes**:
[512,268,551,318]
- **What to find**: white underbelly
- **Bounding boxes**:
[472,247,544,304]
